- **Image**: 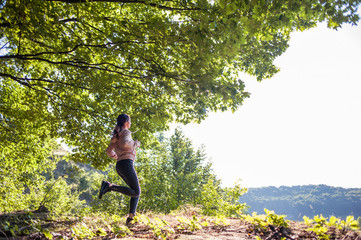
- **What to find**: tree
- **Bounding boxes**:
[1,0,360,167]
[0,114,58,212]
[168,129,212,208]
[0,137,84,214]
[135,129,215,213]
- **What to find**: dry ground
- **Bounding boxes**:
[1,210,361,240]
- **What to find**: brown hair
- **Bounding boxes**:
[112,113,130,139]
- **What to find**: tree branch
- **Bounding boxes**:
[0,72,145,92]
[0,41,9,51]
[44,0,202,11]
[1,54,186,82]
[0,22,11,27]
[0,40,156,59]
[0,73,33,88]
[58,17,78,23]
[42,87,97,116]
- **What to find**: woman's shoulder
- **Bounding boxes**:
[119,129,131,137]
[121,129,131,134]
[111,129,131,142]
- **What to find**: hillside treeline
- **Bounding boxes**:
[240,185,361,221]
[0,129,246,217]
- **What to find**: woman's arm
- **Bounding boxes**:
[106,142,118,159]
[123,130,141,149]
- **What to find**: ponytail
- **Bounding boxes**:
[112,113,130,139]
[112,125,121,139]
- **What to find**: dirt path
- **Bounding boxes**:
[1,211,361,240]
[126,218,252,240]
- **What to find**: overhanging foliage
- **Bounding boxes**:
[1,0,360,167]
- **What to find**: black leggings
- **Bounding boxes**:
[110,159,141,215]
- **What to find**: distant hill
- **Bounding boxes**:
[239,185,361,221]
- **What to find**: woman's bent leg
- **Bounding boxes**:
[111,160,141,214]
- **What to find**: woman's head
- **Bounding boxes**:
[112,113,130,139]
[117,113,131,129]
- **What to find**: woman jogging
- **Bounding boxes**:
[98,113,141,225]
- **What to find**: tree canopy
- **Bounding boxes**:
[1,0,360,167]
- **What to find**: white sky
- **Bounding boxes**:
[171,21,361,189]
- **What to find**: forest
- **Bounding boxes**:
[240,185,361,221]
[0,128,246,216]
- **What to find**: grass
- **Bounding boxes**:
[0,209,360,239]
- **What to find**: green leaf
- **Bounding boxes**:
[42,229,53,239]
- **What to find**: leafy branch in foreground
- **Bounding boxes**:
[1,0,360,167]
[304,215,360,240]
[241,208,289,234]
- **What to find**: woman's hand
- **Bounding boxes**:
[108,150,118,159]
[110,154,118,160]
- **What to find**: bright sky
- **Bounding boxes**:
[172,21,361,189]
